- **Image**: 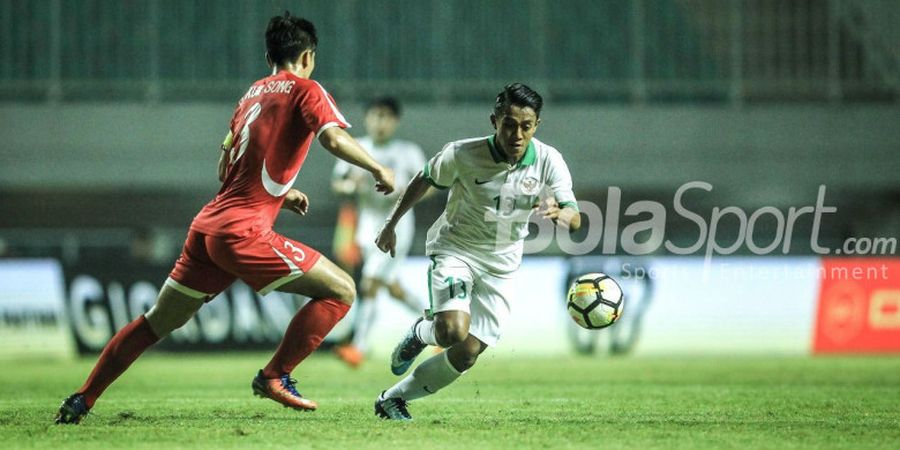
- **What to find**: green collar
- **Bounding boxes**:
[487,135,536,167]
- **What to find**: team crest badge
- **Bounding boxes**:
[519,176,541,195]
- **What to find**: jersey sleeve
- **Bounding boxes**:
[298,81,351,137]
[423,143,458,189]
[547,151,578,211]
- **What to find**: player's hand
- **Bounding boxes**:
[373,167,395,195]
[282,189,310,216]
[538,197,574,226]
[375,225,397,257]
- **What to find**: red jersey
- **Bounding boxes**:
[191,71,350,238]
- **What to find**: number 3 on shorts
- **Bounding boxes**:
[446,277,467,299]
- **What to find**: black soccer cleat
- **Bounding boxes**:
[55,393,90,425]
[374,392,412,421]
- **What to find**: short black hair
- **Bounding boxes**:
[493,83,543,118]
[366,96,402,118]
[266,12,317,66]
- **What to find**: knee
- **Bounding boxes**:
[333,274,356,306]
[449,338,484,371]
[145,304,196,337]
[434,319,468,348]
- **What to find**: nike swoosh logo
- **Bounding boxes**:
[423,385,436,394]
[261,159,300,197]
[474,178,493,185]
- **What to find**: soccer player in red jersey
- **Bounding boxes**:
[55,13,395,424]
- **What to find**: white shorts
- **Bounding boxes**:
[427,254,513,347]
[357,211,414,282]
[360,241,408,281]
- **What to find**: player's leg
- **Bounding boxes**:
[210,230,356,375]
[335,275,381,367]
[439,273,510,372]
[259,254,355,378]
[244,254,354,411]
[74,286,205,405]
[350,246,393,354]
[209,231,353,411]
[377,264,511,420]
[375,310,478,421]
[377,255,476,420]
[389,255,472,375]
[56,231,232,424]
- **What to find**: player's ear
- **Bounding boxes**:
[300,50,314,69]
[265,52,273,68]
[490,114,497,130]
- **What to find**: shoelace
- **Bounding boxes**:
[279,375,303,398]
[386,398,411,418]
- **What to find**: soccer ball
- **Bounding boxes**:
[566,273,624,329]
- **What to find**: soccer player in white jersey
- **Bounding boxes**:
[372,83,581,420]
[332,97,427,367]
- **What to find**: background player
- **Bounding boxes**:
[55,12,395,424]
[372,83,581,420]
[331,97,427,367]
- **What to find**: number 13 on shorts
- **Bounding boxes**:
[428,255,474,315]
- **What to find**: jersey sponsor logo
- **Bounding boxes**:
[261,159,300,197]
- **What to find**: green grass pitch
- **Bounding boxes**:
[1,352,897,449]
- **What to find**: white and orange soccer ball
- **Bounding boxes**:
[566,273,624,329]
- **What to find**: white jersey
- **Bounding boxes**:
[333,136,426,250]
[424,135,577,275]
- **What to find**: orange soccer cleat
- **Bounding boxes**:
[251,370,318,411]
[333,344,365,369]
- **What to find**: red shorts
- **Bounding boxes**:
[166,229,322,299]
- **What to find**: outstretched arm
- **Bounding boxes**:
[318,127,395,194]
[375,171,434,256]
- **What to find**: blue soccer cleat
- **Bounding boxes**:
[374,391,412,421]
[55,393,90,425]
[390,317,427,376]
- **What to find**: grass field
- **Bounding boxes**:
[1,352,898,449]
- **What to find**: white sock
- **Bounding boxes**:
[351,298,377,353]
[382,351,462,401]
[415,319,438,346]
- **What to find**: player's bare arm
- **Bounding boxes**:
[319,127,395,194]
[376,171,432,257]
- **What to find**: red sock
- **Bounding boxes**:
[262,298,350,378]
[78,315,159,407]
